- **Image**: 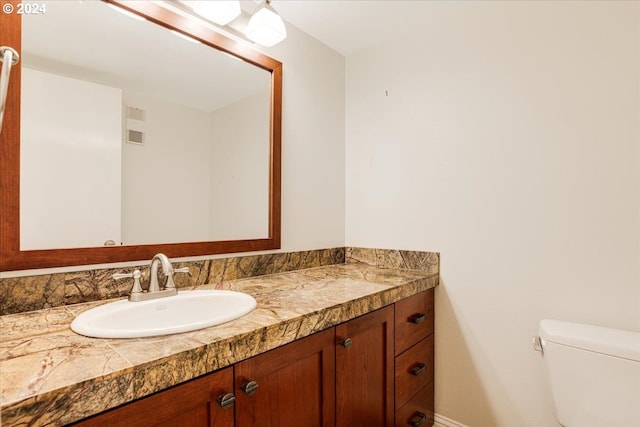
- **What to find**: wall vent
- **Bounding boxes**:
[126,106,146,145]
[127,106,146,122]
[127,129,144,145]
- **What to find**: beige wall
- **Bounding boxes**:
[266,25,347,252]
[122,91,211,246]
[209,92,271,241]
[345,1,640,425]
[21,68,122,250]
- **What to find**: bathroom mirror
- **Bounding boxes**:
[0,0,282,270]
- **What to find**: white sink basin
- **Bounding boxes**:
[70,290,257,339]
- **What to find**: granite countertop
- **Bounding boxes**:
[0,263,438,426]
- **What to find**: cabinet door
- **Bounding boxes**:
[235,327,336,427]
[72,367,234,427]
[336,305,395,427]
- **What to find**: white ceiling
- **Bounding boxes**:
[273,1,438,56]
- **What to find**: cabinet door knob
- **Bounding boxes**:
[411,363,427,376]
[410,313,427,324]
[409,411,427,427]
[340,338,352,348]
[217,393,235,409]
[241,380,259,396]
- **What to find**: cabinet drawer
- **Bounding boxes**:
[395,383,434,427]
[395,335,434,409]
[395,289,434,355]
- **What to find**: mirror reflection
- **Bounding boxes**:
[20,1,271,250]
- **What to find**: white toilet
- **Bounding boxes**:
[538,319,640,427]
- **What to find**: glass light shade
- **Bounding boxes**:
[245,2,287,47]
[193,1,241,26]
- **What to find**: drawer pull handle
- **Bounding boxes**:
[411,363,427,376]
[410,313,427,324]
[217,393,235,409]
[340,338,352,349]
[409,411,427,427]
[241,380,259,396]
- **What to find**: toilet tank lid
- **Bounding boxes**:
[539,319,640,362]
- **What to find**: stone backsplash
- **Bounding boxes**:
[346,247,440,273]
[0,247,439,315]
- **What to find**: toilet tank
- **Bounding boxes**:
[538,320,640,427]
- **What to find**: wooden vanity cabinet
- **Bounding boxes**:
[69,291,435,427]
[72,366,234,427]
[234,328,336,427]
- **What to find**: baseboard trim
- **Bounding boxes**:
[434,413,470,427]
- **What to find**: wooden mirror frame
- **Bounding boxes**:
[0,0,282,271]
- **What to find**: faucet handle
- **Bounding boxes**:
[113,269,143,296]
[165,266,190,290]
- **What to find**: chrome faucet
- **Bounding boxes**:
[149,253,174,293]
[113,253,189,302]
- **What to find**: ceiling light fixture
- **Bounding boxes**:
[245,0,287,47]
[192,1,241,26]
